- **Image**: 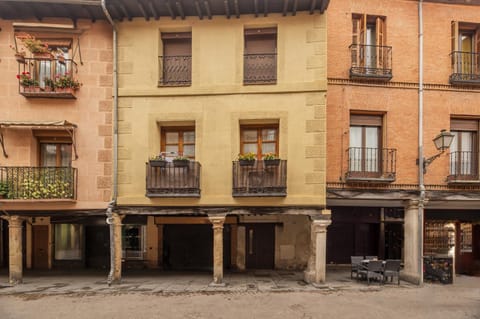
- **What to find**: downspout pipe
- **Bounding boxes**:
[101,0,118,286]
[418,0,425,285]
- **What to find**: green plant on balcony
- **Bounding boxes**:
[238,152,256,166]
[44,77,55,91]
[54,72,81,90]
[0,181,10,199]
[16,71,38,87]
[149,154,167,167]
[262,152,280,166]
[19,34,49,54]
[173,156,190,167]
[20,177,72,199]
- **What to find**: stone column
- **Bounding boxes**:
[107,212,123,285]
[304,214,331,285]
[8,216,23,285]
[209,215,226,286]
[403,200,421,284]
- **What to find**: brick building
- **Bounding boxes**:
[326,0,480,282]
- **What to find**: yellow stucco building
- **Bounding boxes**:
[108,0,330,284]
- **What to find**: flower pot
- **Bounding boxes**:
[55,87,75,94]
[150,159,167,167]
[239,159,255,166]
[264,159,280,166]
[22,85,40,93]
[33,52,53,60]
[173,159,189,167]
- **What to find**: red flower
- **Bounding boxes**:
[16,75,20,79]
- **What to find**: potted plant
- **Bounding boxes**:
[16,71,39,92]
[10,45,26,64]
[54,72,82,93]
[149,154,167,167]
[263,152,280,166]
[19,34,52,59]
[173,156,190,167]
[0,182,9,199]
[43,77,55,92]
[238,152,256,166]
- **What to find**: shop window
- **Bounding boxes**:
[424,222,455,256]
[160,32,192,86]
[240,124,278,159]
[122,225,146,260]
[460,223,473,253]
[54,224,83,260]
[161,127,195,159]
[244,27,277,84]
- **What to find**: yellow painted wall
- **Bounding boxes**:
[117,13,327,207]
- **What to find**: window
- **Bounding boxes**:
[351,14,391,79]
[240,125,278,159]
[349,114,382,174]
[450,22,480,83]
[54,224,83,260]
[449,119,478,179]
[35,130,73,167]
[160,32,192,86]
[460,223,473,253]
[244,28,277,84]
[122,225,146,260]
[161,127,195,159]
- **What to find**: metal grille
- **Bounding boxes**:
[159,55,192,86]
[448,151,479,181]
[232,160,287,197]
[346,147,396,182]
[0,166,77,200]
[449,51,480,85]
[146,161,200,197]
[243,53,277,84]
[349,44,392,80]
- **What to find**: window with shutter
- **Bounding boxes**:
[449,119,479,180]
[244,28,277,85]
[160,32,192,86]
[449,22,480,85]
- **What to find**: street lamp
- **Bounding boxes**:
[419,129,455,173]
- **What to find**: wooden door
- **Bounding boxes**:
[33,225,49,269]
[245,224,275,269]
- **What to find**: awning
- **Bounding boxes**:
[0,120,78,159]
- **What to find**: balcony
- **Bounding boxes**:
[159,55,192,86]
[243,53,277,85]
[349,44,392,81]
[232,160,287,197]
[17,57,79,99]
[447,151,479,183]
[0,167,77,200]
[145,161,201,197]
[449,51,480,86]
[345,147,396,183]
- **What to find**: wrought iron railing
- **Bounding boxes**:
[146,161,200,197]
[346,147,396,182]
[159,55,192,86]
[448,151,479,181]
[17,57,78,98]
[232,160,286,197]
[349,44,392,80]
[0,166,77,200]
[243,53,277,84]
[449,51,480,85]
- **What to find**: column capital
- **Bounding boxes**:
[208,215,226,229]
[6,215,24,228]
[311,219,331,233]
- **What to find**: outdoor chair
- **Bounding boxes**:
[358,260,384,285]
[383,259,401,285]
[350,256,364,279]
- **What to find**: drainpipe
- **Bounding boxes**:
[101,0,118,286]
[418,0,425,285]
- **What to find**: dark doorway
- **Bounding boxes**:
[85,226,110,269]
[327,223,354,263]
[384,223,403,260]
[33,225,49,269]
[0,220,7,268]
[245,223,275,269]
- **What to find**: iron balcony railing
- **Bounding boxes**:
[449,51,480,85]
[232,160,287,197]
[346,147,396,182]
[146,161,201,197]
[17,57,78,98]
[0,166,77,200]
[349,44,392,80]
[448,151,479,181]
[159,55,192,86]
[243,53,277,84]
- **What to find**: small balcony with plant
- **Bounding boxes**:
[233,152,287,197]
[349,44,392,81]
[345,147,397,183]
[449,51,480,86]
[12,34,81,99]
[0,166,77,200]
[146,153,201,197]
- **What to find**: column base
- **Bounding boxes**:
[400,272,421,285]
[208,281,227,287]
[9,277,23,285]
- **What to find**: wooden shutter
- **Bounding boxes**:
[475,27,480,73]
[350,114,383,126]
[359,14,366,67]
[451,21,459,73]
[352,15,361,67]
[451,119,479,131]
[376,17,385,68]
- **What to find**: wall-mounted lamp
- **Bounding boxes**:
[417,129,455,174]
